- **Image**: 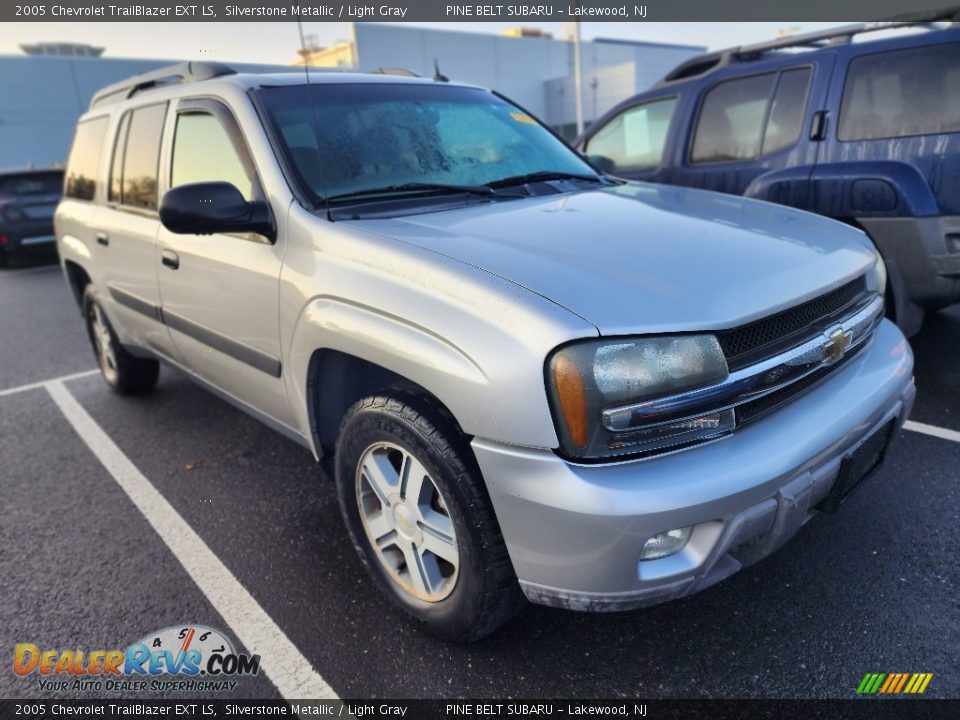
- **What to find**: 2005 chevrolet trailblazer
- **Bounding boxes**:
[56,62,915,641]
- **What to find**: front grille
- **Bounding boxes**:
[735,346,861,426]
[718,276,868,371]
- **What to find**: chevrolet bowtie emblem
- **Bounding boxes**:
[822,326,854,365]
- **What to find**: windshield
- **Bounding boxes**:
[256,83,596,204]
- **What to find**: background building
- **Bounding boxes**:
[0,26,704,169]
[0,46,289,169]
[300,24,705,139]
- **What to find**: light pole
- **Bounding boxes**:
[573,20,584,137]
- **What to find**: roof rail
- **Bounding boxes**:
[89,61,236,109]
[368,67,420,77]
[658,7,960,85]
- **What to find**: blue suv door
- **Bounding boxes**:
[664,55,835,209]
[810,34,960,320]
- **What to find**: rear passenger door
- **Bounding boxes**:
[95,102,172,355]
[818,40,960,218]
[155,98,290,426]
[667,58,833,206]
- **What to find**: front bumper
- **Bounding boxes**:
[472,319,915,612]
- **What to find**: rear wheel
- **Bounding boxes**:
[82,285,159,394]
[334,390,525,642]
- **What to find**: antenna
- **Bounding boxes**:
[296,16,330,218]
[433,59,449,83]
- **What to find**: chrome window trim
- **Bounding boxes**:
[602,295,885,433]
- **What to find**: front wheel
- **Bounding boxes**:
[82,285,159,394]
[334,390,525,642]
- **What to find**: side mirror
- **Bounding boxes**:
[159,182,275,241]
[587,154,615,174]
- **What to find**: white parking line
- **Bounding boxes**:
[0,369,99,398]
[44,379,339,702]
[904,420,960,445]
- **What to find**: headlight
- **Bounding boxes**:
[547,335,732,460]
[865,254,887,296]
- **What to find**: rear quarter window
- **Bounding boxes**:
[64,117,109,201]
[839,43,960,141]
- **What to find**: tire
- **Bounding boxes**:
[334,389,525,642]
[82,284,159,394]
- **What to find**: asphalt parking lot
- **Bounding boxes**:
[1,251,957,701]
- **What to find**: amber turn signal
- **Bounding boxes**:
[552,354,588,449]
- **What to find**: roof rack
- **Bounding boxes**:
[368,67,420,77]
[89,61,236,109]
[658,7,960,85]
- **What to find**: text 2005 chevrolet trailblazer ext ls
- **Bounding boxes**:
[56,63,915,641]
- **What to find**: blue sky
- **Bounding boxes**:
[2,22,849,63]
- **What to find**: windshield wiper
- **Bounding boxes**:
[485,170,605,188]
[326,182,495,204]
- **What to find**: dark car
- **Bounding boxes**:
[0,167,64,267]
[575,16,960,336]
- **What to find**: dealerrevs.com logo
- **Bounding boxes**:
[13,624,261,693]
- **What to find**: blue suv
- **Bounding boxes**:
[575,17,960,336]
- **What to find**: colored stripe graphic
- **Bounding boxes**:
[857,672,932,694]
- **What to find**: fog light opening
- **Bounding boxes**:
[640,527,692,561]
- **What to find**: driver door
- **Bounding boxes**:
[156,98,292,427]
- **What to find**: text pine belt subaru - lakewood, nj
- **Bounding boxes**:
[56,62,915,641]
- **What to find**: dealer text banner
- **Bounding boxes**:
[4,0,957,22]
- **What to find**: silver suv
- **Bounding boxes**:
[56,62,915,641]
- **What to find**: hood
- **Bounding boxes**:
[352,183,877,335]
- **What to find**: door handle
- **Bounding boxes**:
[95,232,109,247]
[810,110,828,141]
[161,249,180,270]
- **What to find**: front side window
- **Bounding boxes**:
[171,112,253,200]
[64,117,109,201]
[692,73,777,163]
[114,103,167,211]
[839,43,960,141]
[585,98,678,172]
[256,83,595,202]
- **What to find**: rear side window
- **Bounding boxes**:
[691,68,811,163]
[0,172,63,196]
[585,98,678,172]
[763,69,812,154]
[64,117,109,201]
[692,74,776,163]
[109,113,130,203]
[839,43,960,141]
[171,112,253,200]
[111,103,168,211]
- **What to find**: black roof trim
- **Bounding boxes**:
[89,61,236,109]
[656,8,960,86]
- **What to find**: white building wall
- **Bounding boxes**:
[353,24,704,130]
[0,56,291,169]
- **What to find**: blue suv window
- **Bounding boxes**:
[585,97,678,172]
[692,68,811,164]
[839,43,960,141]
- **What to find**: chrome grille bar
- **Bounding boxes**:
[602,295,885,433]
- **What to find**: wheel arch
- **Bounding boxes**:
[306,348,468,461]
[63,260,92,308]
